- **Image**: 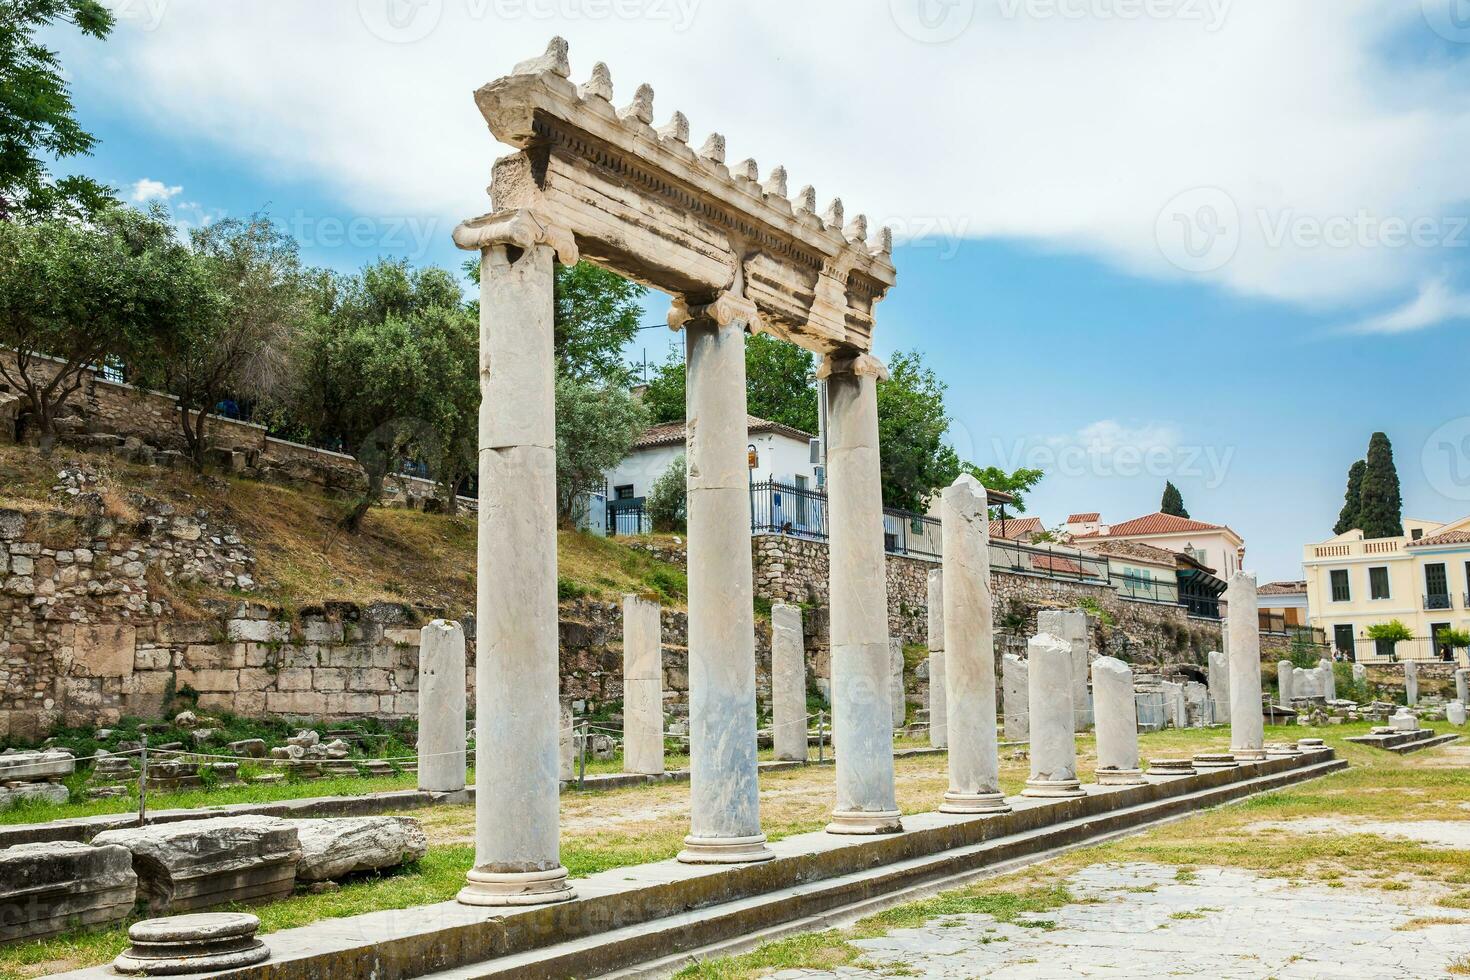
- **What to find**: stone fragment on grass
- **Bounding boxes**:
[0,840,137,942]
[289,817,428,882]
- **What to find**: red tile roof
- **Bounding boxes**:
[1258,580,1308,596]
[1031,553,1087,576]
[631,415,814,450]
[1408,529,1470,548]
[1075,539,1180,567]
[1075,512,1230,538]
[1067,512,1100,523]
[989,516,1044,540]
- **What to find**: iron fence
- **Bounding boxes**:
[989,538,1109,584]
[1348,636,1469,665]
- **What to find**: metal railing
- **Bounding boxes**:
[1347,636,1469,665]
[1425,593,1454,611]
[748,480,945,561]
[1114,575,1181,604]
[989,538,1109,584]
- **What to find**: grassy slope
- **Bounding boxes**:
[0,443,686,613]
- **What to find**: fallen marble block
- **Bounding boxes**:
[94,816,301,914]
[290,817,428,882]
[0,750,75,783]
[228,739,269,758]
[0,782,70,809]
[0,841,137,942]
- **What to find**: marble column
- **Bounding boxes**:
[772,603,808,762]
[417,620,467,793]
[1277,661,1295,704]
[1226,571,1266,761]
[1023,633,1085,797]
[1404,660,1419,706]
[558,697,574,782]
[1038,610,1091,730]
[1456,668,1469,706]
[927,569,947,749]
[674,295,771,864]
[938,475,1009,814]
[821,352,901,835]
[1207,650,1230,724]
[1002,653,1029,741]
[622,594,664,776]
[890,640,907,729]
[455,213,575,906]
[1319,658,1337,702]
[1092,656,1144,785]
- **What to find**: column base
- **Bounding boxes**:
[677,834,776,865]
[457,866,575,907]
[939,791,1011,814]
[1231,747,1268,761]
[1094,768,1146,786]
[1192,753,1238,769]
[1264,742,1302,757]
[826,809,904,835]
[1021,778,1085,798]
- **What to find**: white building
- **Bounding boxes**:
[1064,511,1247,581]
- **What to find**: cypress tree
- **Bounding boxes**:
[1161,481,1190,518]
[1357,432,1404,539]
[1333,459,1366,535]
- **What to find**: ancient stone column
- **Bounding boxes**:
[1002,653,1029,741]
[890,640,907,729]
[454,213,577,906]
[821,352,901,835]
[1038,610,1091,730]
[622,594,664,776]
[939,475,1009,814]
[673,295,771,864]
[1092,656,1144,785]
[1277,661,1295,704]
[1457,668,1469,706]
[1023,633,1084,797]
[771,603,808,762]
[1405,660,1419,706]
[1207,650,1230,724]
[927,569,947,749]
[558,697,574,782]
[417,621,467,793]
[1319,658,1337,701]
[1226,571,1266,761]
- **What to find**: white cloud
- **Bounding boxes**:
[89,1,1470,313]
[130,177,183,203]
[1064,421,1182,456]
[1344,278,1470,335]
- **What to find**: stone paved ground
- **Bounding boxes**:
[770,863,1469,979]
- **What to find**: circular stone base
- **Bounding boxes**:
[1231,749,1269,761]
[1296,739,1327,751]
[826,809,904,835]
[1264,742,1302,757]
[1021,778,1085,798]
[457,866,576,907]
[1147,759,1196,776]
[1192,753,1238,769]
[939,791,1012,814]
[114,913,270,977]
[676,834,776,864]
[1094,768,1146,786]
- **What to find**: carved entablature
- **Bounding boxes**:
[465,38,896,355]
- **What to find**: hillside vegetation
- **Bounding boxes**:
[0,444,686,613]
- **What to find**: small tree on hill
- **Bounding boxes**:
[1357,432,1404,539]
[554,376,648,526]
[1333,459,1366,535]
[1161,481,1190,518]
[646,454,687,532]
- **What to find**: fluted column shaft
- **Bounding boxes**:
[821,353,901,835]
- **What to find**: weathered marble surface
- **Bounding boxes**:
[417,620,466,793]
[771,603,808,762]
[291,817,428,882]
[1092,657,1142,784]
[1002,653,1028,742]
[0,841,136,942]
[1207,649,1230,723]
[1022,633,1083,798]
[1405,660,1419,706]
[622,594,665,776]
[1226,572,1265,760]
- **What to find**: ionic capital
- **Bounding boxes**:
[816,351,889,383]
[452,208,579,265]
[667,292,761,334]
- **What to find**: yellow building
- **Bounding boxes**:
[1303,517,1470,665]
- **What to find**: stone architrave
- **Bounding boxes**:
[890,639,907,729]
[1319,658,1338,701]
[290,817,429,882]
[1092,657,1144,785]
[0,841,136,942]
[822,353,902,835]
[1022,634,1085,798]
[938,475,1009,814]
[1207,650,1231,724]
[771,603,808,762]
[1277,661,1295,704]
[1226,572,1266,760]
[1002,653,1029,741]
[927,568,947,749]
[93,817,301,915]
[673,295,771,864]
[1404,660,1419,706]
[453,211,578,907]
[417,621,467,793]
[622,594,665,776]
[1038,610,1091,729]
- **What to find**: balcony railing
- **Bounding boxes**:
[1347,636,1469,665]
[1425,593,1454,611]
[1307,538,1407,560]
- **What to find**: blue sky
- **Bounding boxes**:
[52,0,1470,581]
